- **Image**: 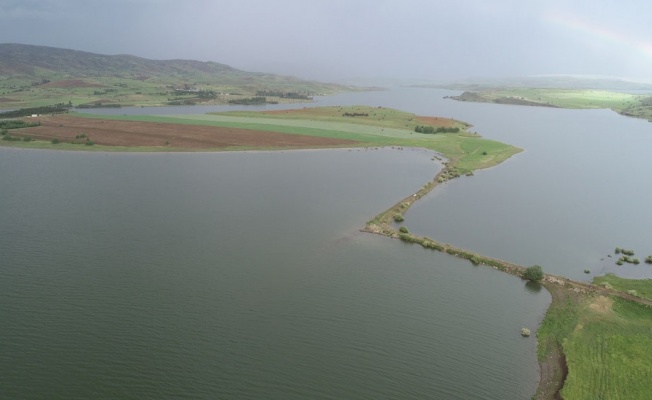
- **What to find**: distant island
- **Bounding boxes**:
[447,88,652,122]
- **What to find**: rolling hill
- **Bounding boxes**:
[0,44,351,108]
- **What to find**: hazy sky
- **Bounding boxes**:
[1,0,651,82]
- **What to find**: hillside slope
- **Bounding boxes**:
[0,44,349,108]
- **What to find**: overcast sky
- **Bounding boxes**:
[1,0,651,82]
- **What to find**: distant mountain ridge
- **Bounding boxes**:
[0,43,326,87]
[0,44,349,108]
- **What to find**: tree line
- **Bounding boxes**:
[415,125,460,134]
[0,104,71,119]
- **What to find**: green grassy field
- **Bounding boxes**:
[535,280,652,400]
[75,106,520,174]
[562,297,652,399]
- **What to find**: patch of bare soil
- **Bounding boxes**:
[588,296,613,314]
[15,115,359,149]
[414,116,460,127]
[39,79,106,88]
[536,342,568,400]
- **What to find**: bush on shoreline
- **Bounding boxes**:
[524,265,544,282]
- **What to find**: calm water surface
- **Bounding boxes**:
[1,148,548,399]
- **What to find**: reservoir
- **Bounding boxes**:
[3,87,651,398]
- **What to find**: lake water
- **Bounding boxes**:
[3,86,650,399]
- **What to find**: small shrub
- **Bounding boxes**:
[393,214,405,222]
[482,151,487,155]
[398,226,409,234]
[584,269,591,274]
[632,258,640,265]
[523,265,544,282]
[85,140,94,146]
[615,247,622,254]
[521,328,531,337]
[616,260,624,266]
[22,136,32,142]
[646,255,652,264]
[627,290,639,297]
[398,233,417,243]
[51,138,60,144]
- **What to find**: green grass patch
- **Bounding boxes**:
[594,274,652,301]
[536,282,652,400]
[561,297,652,400]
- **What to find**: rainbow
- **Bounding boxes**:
[545,11,652,59]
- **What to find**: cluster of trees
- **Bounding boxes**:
[166,100,197,105]
[1,135,32,142]
[197,90,217,99]
[93,89,117,95]
[342,112,369,117]
[0,120,40,129]
[0,104,70,118]
[228,97,268,105]
[31,79,51,86]
[77,103,121,109]
[415,125,460,134]
[256,90,311,100]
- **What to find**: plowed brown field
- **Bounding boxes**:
[16,115,359,149]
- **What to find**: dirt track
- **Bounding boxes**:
[17,115,359,149]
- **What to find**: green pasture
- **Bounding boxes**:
[536,281,652,400]
[218,105,469,131]
[77,107,521,173]
[486,88,637,109]
[561,297,652,399]
[594,274,652,301]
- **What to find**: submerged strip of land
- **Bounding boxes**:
[2,105,651,399]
